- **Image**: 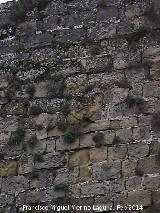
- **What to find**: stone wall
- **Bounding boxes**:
[0,0,160,212]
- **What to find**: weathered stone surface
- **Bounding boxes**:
[47,127,63,137]
[35,152,65,169]
[128,142,149,159]
[18,155,34,175]
[36,128,47,140]
[81,119,110,133]
[30,169,55,189]
[81,182,109,197]
[17,190,46,205]
[126,176,143,191]
[138,156,160,174]
[108,145,127,160]
[46,188,65,200]
[128,190,151,207]
[111,88,129,105]
[0,116,18,132]
[116,128,132,142]
[122,159,137,177]
[80,134,95,148]
[56,136,79,151]
[65,74,88,95]
[92,160,121,181]
[2,176,28,194]
[103,130,115,145]
[0,161,17,177]
[69,149,90,167]
[120,116,137,128]
[90,147,107,163]
[54,167,79,184]
[34,81,48,98]
[143,175,160,190]
[143,82,160,98]
[79,165,91,182]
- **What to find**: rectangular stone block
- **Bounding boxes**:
[122,159,137,177]
[90,147,107,163]
[69,149,90,167]
[0,160,17,177]
[35,152,65,169]
[138,155,160,174]
[18,155,34,175]
[92,160,121,181]
[108,145,127,160]
[128,190,151,207]
[81,182,109,197]
[128,142,149,159]
[2,176,28,194]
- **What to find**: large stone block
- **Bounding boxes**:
[34,81,48,98]
[35,152,65,169]
[143,82,160,98]
[0,160,17,177]
[103,130,115,145]
[69,149,90,167]
[30,169,56,189]
[54,167,79,184]
[0,116,18,132]
[80,134,95,148]
[128,142,149,159]
[128,190,151,207]
[56,135,79,151]
[143,175,160,190]
[2,176,28,194]
[46,188,65,200]
[122,159,137,177]
[126,176,143,191]
[79,165,91,182]
[92,160,121,181]
[81,182,109,197]
[17,190,46,205]
[90,147,107,163]
[138,155,160,174]
[18,155,34,175]
[116,128,132,142]
[108,145,127,160]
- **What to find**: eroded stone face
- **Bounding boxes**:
[0,161,17,177]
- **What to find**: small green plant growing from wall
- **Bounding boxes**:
[26,84,36,98]
[55,183,69,192]
[61,103,71,117]
[30,169,39,179]
[0,108,7,118]
[92,131,104,147]
[135,168,144,177]
[57,121,69,132]
[5,90,14,102]
[34,153,44,162]
[30,105,43,115]
[27,135,38,149]
[9,128,26,145]
[112,136,122,145]
[0,153,4,161]
[22,99,30,108]
[126,96,144,108]
[64,128,77,144]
